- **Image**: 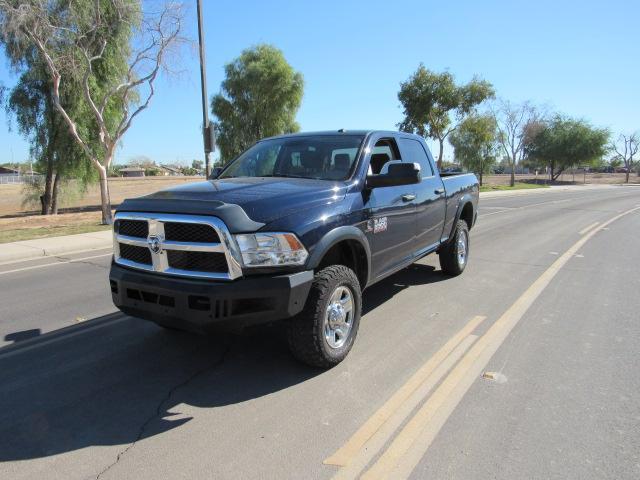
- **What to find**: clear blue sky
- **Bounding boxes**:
[1,0,638,165]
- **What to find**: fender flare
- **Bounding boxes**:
[306,226,372,287]
[448,194,475,240]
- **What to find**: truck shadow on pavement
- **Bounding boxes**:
[0,263,447,464]
[363,263,445,314]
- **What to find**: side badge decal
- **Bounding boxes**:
[373,217,387,234]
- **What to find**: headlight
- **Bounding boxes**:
[234,232,308,267]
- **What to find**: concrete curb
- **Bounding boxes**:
[0,230,112,265]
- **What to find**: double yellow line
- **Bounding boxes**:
[325,205,640,480]
[325,314,485,479]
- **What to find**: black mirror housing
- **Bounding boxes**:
[366,162,421,189]
[210,166,223,179]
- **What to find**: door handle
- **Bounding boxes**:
[434,188,445,195]
[401,194,416,202]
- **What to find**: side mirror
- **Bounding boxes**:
[210,166,223,179]
[366,162,421,189]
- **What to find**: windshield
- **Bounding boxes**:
[219,135,364,181]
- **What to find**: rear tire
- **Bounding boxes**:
[287,265,362,368]
[439,219,469,276]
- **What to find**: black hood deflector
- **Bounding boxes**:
[116,198,265,233]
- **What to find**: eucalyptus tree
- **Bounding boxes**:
[212,44,304,163]
[449,114,497,186]
[397,65,494,170]
[5,61,100,214]
[0,0,186,223]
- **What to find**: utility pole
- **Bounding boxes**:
[197,0,213,177]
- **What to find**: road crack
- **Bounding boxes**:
[53,255,109,270]
[95,339,233,479]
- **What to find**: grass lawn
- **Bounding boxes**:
[480,183,550,192]
[0,222,110,244]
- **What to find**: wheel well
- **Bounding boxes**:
[460,202,474,229]
[317,240,368,289]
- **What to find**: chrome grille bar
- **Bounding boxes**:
[113,212,243,280]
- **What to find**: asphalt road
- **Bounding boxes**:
[1,185,639,480]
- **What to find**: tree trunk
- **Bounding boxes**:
[509,158,515,187]
[479,169,483,186]
[625,168,630,183]
[437,139,444,171]
[98,165,113,224]
[50,173,60,214]
[42,153,54,215]
[552,169,564,181]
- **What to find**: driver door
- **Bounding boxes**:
[362,136,417,280]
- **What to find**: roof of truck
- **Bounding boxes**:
[260,130,422,141]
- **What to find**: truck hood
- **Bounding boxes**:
[126,177,348,226]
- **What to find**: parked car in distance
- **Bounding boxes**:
[109,130,479,367]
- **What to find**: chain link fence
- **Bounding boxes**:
[0,174,44,185]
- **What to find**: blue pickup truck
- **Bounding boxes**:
[109,130,479,367]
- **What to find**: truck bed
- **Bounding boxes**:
[441,173,479,240]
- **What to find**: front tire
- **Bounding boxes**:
[439,219,470,276]
[287,265,362,368]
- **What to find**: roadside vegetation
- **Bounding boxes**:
[0,222,109,244]
[479,183,549,192]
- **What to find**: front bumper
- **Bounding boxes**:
[109,263,313,332]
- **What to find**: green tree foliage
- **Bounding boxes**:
[449,115,497,185]
[212,44,304,163]
[398,65,494,169]
[0,0,184,223]
[526,116,609,180]
[5,61,100,214]
[192,159,204,171]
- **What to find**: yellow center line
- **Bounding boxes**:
[331,334,479,480]
[360,205,640,480]
[324,315,486,468]
[578,221,600,235]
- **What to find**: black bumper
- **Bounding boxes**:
[109,263,314,332]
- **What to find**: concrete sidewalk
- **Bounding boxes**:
[0,184,618,265]
[0,230,112,265]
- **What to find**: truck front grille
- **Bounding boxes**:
[119,243,152,265]
[113,213,242,280]
[167,251,229,273]
[164,222,219,243]
[116,219,148,238]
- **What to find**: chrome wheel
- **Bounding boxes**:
[324,285,354,349]
[457,229,468,267]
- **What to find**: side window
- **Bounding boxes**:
[369,138,401,175]
[398,138,434,176]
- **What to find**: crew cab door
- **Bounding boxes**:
[362,136,417,280]
[397,137,446,253]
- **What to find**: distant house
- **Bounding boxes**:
[120,167,146,177]
[161,165,184,176]
[0,166,20,175]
